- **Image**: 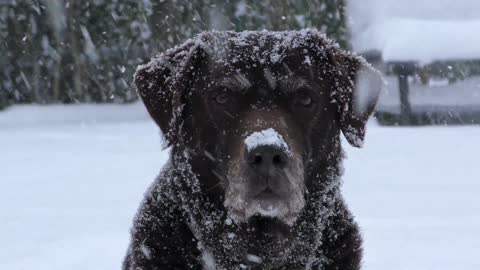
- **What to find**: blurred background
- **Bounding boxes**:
[1,0,349,108]
[2,0,480,125]
[1,1,479,270]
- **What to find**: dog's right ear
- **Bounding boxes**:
[134,44,203,147]
[328,50,383,148]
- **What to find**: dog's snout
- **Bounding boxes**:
[246,145,288,174]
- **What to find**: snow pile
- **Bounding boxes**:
[0,102,148,128]
[244,128,291,155]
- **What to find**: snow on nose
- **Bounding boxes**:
[244,128,291,156]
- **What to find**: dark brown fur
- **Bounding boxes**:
[124,30,382,270]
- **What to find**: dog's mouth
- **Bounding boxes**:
[252,200,282,218]
[224,152,306,225]
[252,181,286,198]
[248,187,284,217]
[254,187,279,200]
[224,184,303,225]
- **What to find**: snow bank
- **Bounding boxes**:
[0,102,149,128]
[0,104,165,270]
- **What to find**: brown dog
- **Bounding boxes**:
[124,29,382,270]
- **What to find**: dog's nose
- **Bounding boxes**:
[246,145,288,175]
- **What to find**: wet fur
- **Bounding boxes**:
[123,30,381,270]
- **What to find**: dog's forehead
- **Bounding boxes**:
[200,57,329,97]
[198,30,333,74]
[190,30,342,99]
[213,70,310,95]
[200,53,319,93]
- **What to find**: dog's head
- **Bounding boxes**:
[135,30,382,225]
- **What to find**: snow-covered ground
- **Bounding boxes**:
[1,104,479,270]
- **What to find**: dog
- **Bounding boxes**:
[123,29,382,270]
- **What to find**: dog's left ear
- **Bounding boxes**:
[329,50,383,147]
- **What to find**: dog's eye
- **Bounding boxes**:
[294,92,313,107]
[215,92,229,105]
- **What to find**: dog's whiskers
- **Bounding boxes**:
[283,167,305,208]
[206,181,223,192]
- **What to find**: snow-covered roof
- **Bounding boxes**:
[354,18,480,63]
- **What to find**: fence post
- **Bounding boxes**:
[393,62,416,124]
[398,74,412,124]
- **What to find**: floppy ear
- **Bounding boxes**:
[134,43,204,147]
[134,59,175,143]
[330,50,383,147]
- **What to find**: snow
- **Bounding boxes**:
[234,1,247,17]
[246,253,263,264]
[344,122,480,270]
[348,0,480,63]
[80,25,99,63]
[201,250,216,270]
[140,29,338,79]
[355,18,480,63]
[1,105,480,270]
[0,102,149,128]
[254,203,280,217]
[140,244,152,260]
[0,104,165,270]
[244,128,290,155]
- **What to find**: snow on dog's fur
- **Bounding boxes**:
[123,29,383,269]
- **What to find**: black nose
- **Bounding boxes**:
[246,145,288,175]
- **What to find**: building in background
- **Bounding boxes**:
[348,0,480,125]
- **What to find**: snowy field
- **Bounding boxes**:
[1,104,479,270]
